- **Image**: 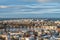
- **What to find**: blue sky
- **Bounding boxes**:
[0,0,60,18]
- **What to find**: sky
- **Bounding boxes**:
[0,0,60,18]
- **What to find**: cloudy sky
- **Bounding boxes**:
[0,0,60,18]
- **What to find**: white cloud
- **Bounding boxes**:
[22,0,35,2]
[37,0,50,2]
[0,3,60,18]
[0,3,60,14]
[8,4,59,14]
[0,6,11,8]
[36,0,60,3]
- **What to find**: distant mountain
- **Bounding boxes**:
[0,13,60,21]
[4,13,60,18]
